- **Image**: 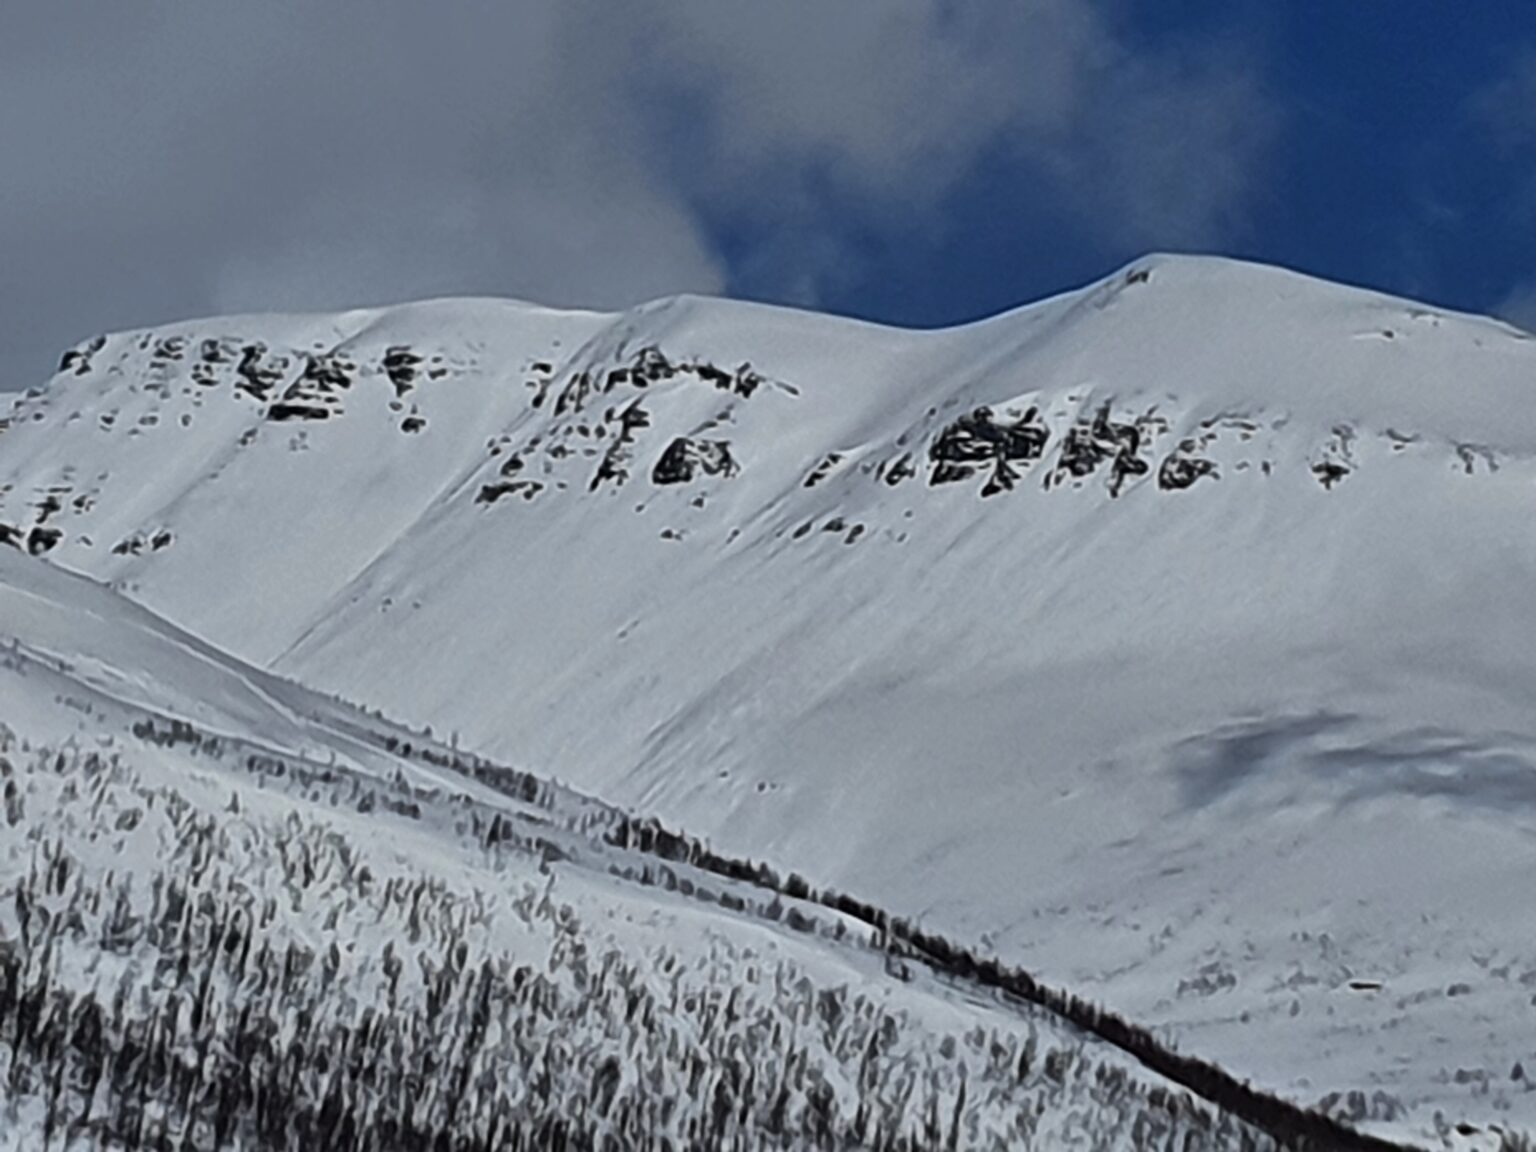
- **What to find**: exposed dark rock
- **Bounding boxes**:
[477,479,543,505]
[548,349,773,437]
[883,453,916,486]
[235,344,283,400]
[267,402,331,422]
[400,416,426,434]
[930,460,973,486]
[553,371,594,417]
[652,439,695,485]
[804,454,844,489]
[695,362,732,389]
[1312,460,1350,490]
[26,525,61,555]
[981,459,1021,498]
[633,346,677,383]
[151,335,188,361]
[1109,449,1151,497]
[1454,443,1497,475]
[652,437,738,486]
[58,335,106,376]
[1158,444,1218,490]
[589,402,651,491]
[688,360,763,397]
[0,523,19,550]
[382,346,421,397]
[113,529,173,555]
[1051,405,1147,495]
[299,351,353,391]
[1054,422,1114,478]
[937,406,1049,464]
[732,365,763,398]
[618,404,651,435]
[929,406,1049,490]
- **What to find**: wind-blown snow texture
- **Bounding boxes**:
[4,254,1536,1146]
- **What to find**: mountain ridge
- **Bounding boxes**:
[5,253,1536,1143]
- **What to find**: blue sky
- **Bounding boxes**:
[788,5,1536,329]
[3,3,1536,391]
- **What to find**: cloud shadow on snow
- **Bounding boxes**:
[1169,710,1536,815]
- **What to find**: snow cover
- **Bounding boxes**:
[4,253,1536,1145]
[0,549,1291,1151]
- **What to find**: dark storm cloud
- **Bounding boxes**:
[0,3,1272,390]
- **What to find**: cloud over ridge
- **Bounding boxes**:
[0,3,1271,389]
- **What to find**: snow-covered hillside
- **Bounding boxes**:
[5,254,1536,1145]
[0,550,1385,1151]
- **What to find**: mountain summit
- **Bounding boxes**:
[5,255,1536,1144]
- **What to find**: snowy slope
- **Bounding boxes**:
[0,549,1368,1151]
[5,254,1536,1143]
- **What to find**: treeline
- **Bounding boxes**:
[0,735,1288,1152]
[371,708,1428,1151]
[604,815,1421,1152]
[109,695,1432,1151]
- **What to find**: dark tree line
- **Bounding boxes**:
[603,814,1424,1152]
[0,735,1295,1151]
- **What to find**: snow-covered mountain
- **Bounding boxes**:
[5,254,1536,1146]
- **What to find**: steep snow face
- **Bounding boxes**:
[5,254,1536,1141]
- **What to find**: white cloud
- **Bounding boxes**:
[1496,282,1536,334]
[0,3,1274,389]
[606,2,1275,290]
[1056,41,1278,247]
[1475,49,1536,148]
[1475,49,1536,337]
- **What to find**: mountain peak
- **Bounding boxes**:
[5,256,1536,1141]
